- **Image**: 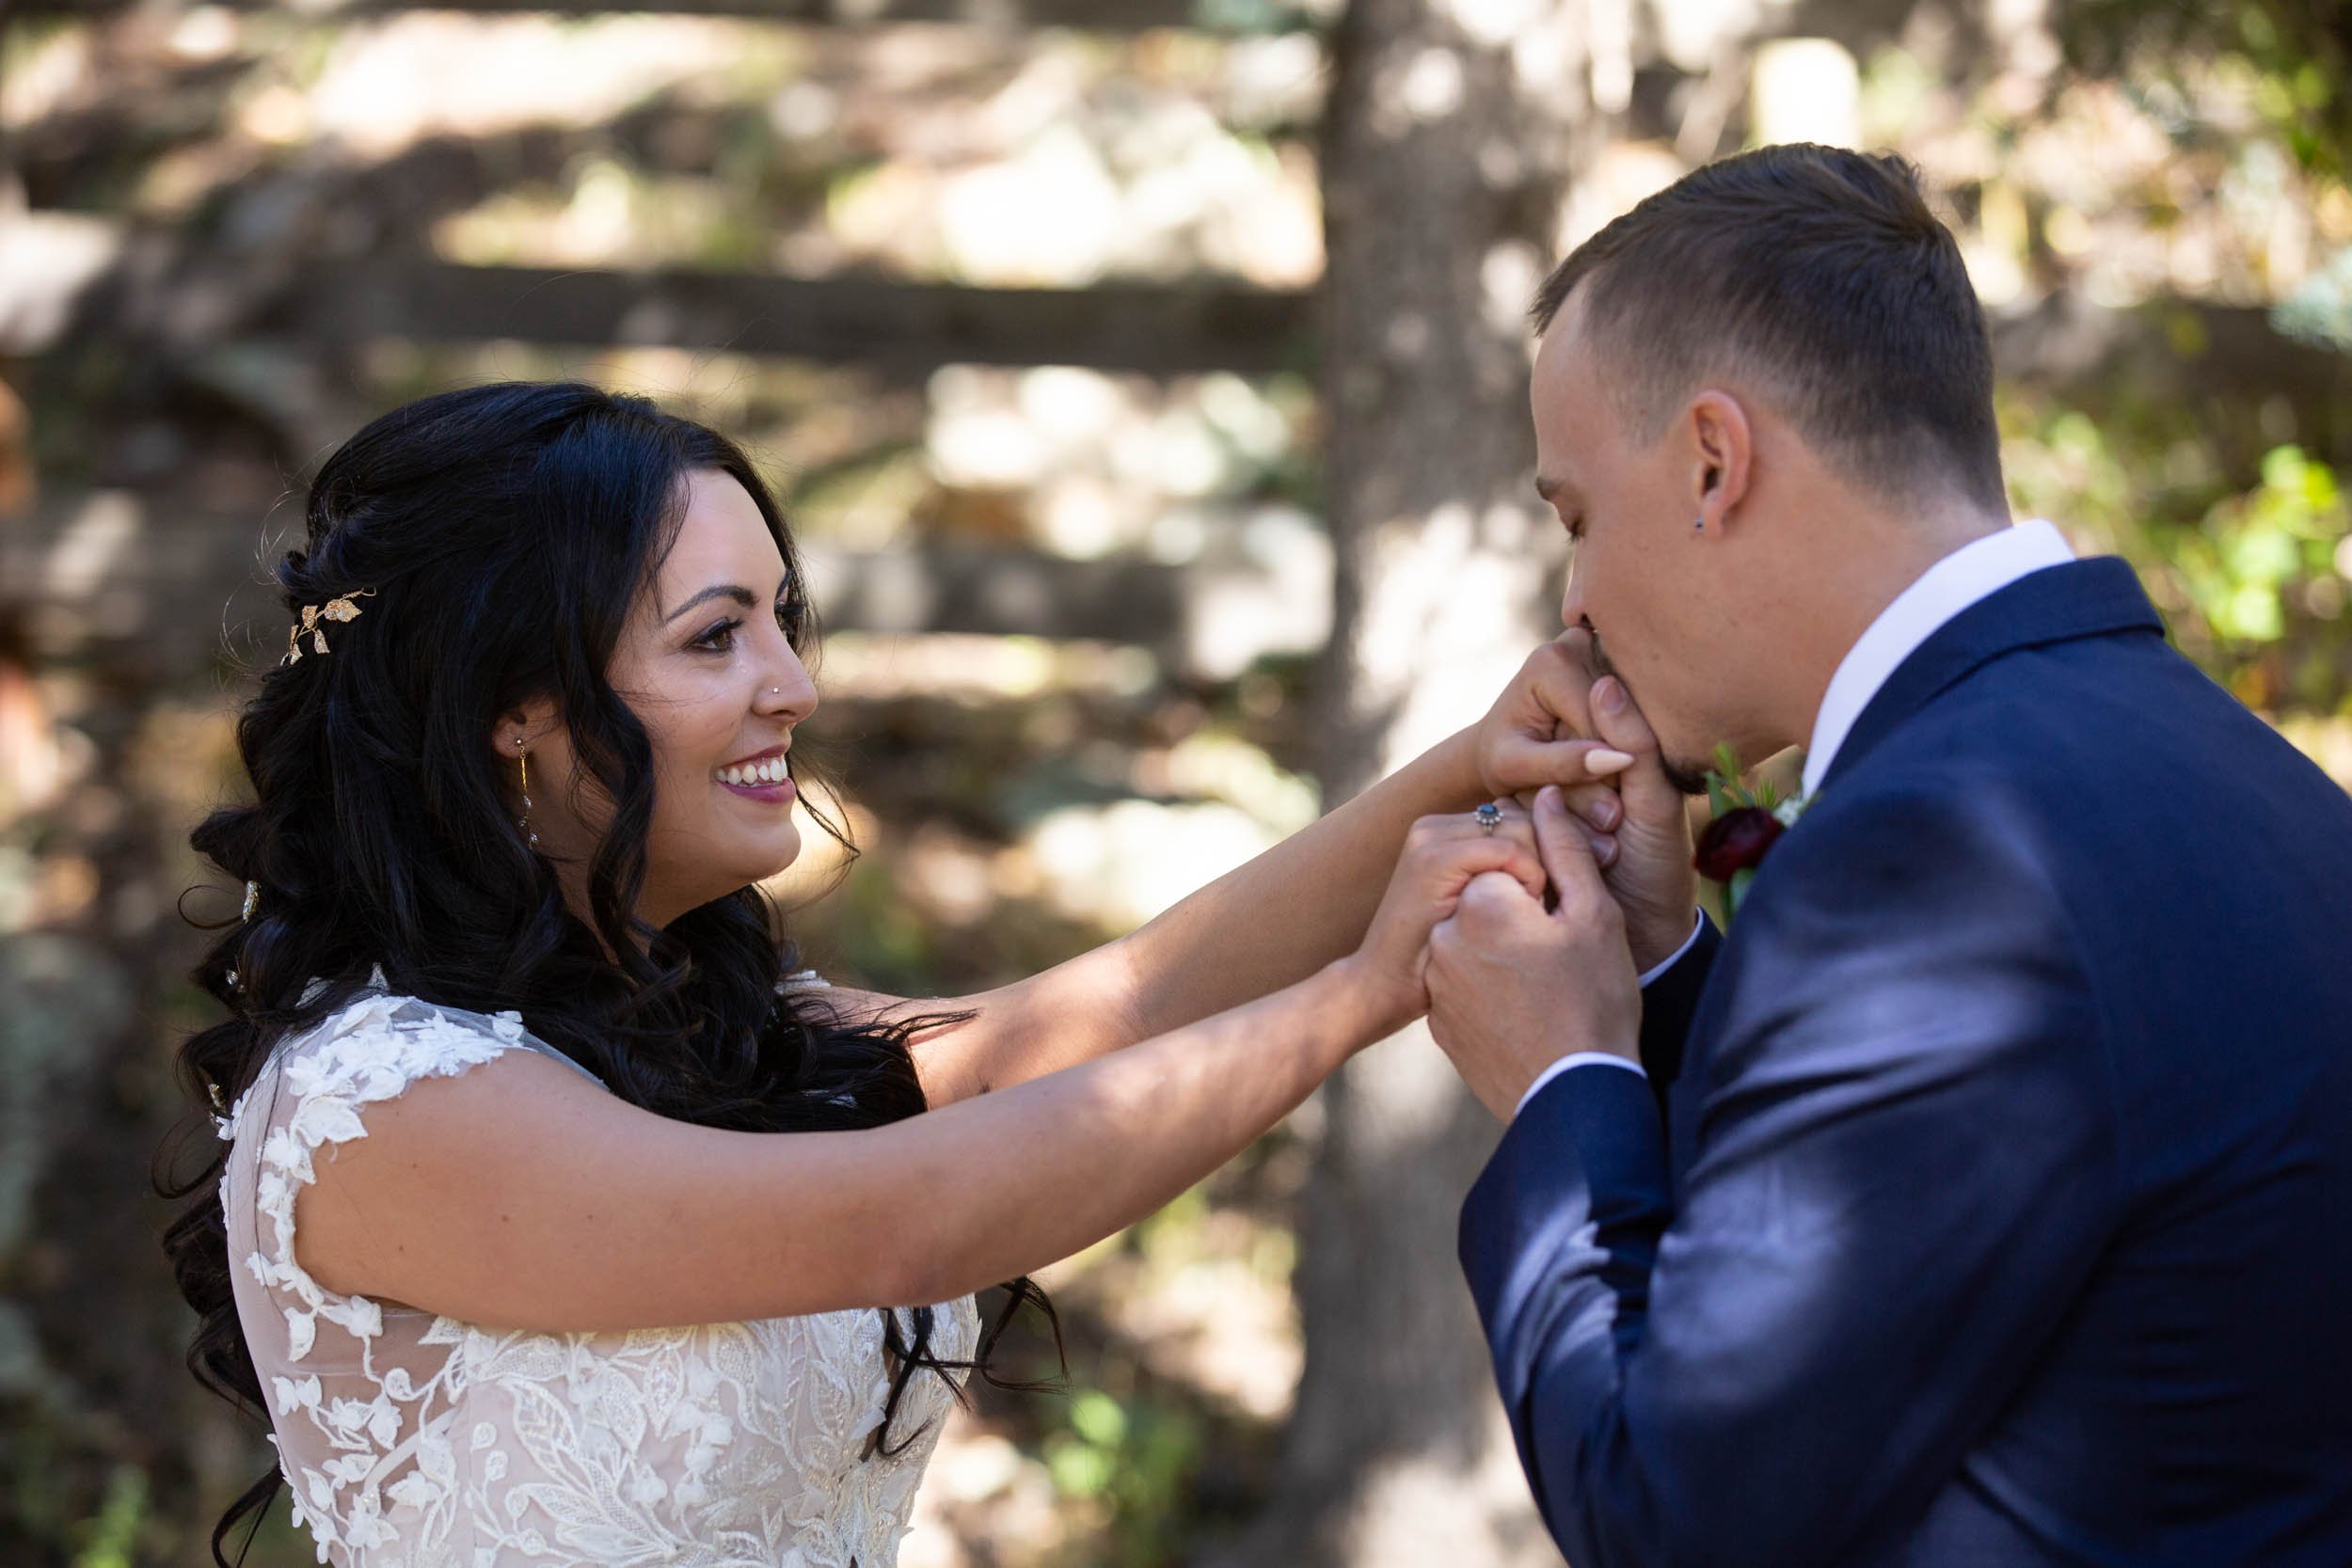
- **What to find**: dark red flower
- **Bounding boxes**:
[1693,806,1784,882]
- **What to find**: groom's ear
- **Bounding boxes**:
[1686,390,1753,535]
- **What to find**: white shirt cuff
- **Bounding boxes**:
[1512,1052,1645,1119]
[1638,910,1706,987]
[1505,911,1693,1123]
[1504,911,1701,1120]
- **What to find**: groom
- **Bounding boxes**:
[1424,144,2352,1566]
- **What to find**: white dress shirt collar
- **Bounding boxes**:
[1800,519,2075,798]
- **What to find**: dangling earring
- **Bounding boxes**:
[516,736,538,847]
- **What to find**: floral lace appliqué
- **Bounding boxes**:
[219,978,977,1568]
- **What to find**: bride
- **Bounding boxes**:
[161,381,1637,1568]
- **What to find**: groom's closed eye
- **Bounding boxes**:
[1534,476,1583,532]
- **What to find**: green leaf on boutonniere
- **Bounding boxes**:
[1694,747,1810,924]
[1705,742,1740,818]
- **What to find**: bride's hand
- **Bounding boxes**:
[1338,802,1553,1040]
[1427,786,1641,1119]
[1475,631,1696,974]
[1471,634,1638,805]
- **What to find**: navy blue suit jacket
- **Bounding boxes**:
[1459,558,2352,1567]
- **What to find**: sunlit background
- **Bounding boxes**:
[3,0,2348,1562]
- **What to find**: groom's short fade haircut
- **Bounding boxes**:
[1531,143,2005,515]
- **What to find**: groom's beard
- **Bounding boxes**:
[1585,632,1712,798]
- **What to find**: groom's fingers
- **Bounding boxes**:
[1532,784,1612,917]
[1475,811,1556,899]
[1560,781,1621,831]
[1588,675,1679,827]
[1449,869,1546,942]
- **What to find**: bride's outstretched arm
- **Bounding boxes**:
[293,814,1542,1331]
[883,636,1638,1102]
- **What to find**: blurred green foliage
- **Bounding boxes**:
[2003,390,2352,717]
[2061,0,2350,176]
[70,1469,145,1568]
[1043,1388,1204,1564]
[2180,445,2344,646]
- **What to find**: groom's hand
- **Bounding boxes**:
[1475,630,1695,974]
[1582,661,1699,974]
[1427,786,1640,1120]
[1342,802,1550,1039]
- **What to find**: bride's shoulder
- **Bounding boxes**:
[773,968,914,1025]
[246,971,599,1125]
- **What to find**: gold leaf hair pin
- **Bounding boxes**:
[281,587,376,665]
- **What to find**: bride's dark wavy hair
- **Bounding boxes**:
[155,381,1056,1567]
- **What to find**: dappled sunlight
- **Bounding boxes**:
[1896,50,2352,311]
[0,24,97,127]
[411,24,1324,285]
[7,0,2352,1560]
[899,1160,1305,1567]
[1750,39,1861,148]
[0,213,121,356]
[1353,495,1565,767]
[303,15,787,156]
[435,157,763,271]
[902,1418,1072,1568]
[2278,714,2352,789]
[1554,139,1684,254]
[1028,796,1284,929]
[808,631,1159,702]
[920,363,1311,561]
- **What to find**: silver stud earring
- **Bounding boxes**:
[516,736,538,847]
[1693,514,1705,531]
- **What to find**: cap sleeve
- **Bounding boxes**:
[216,987,604,1560]
[223,990,596,1356]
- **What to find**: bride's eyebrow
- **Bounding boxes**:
[664,585,753,624]
[660,578,790,625]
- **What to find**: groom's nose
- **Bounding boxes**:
[1559,563,1587,631]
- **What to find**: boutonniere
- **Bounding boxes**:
[1694,743,1809,922]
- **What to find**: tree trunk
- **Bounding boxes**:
[1217,1,1597,1563]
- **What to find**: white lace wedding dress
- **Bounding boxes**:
[218,970,979,1568]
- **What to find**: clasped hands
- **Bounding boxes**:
[1350,632,1697,1120]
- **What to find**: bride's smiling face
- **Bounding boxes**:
[510,467,819,928]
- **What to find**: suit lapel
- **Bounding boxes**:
[1818,557,2166,795]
